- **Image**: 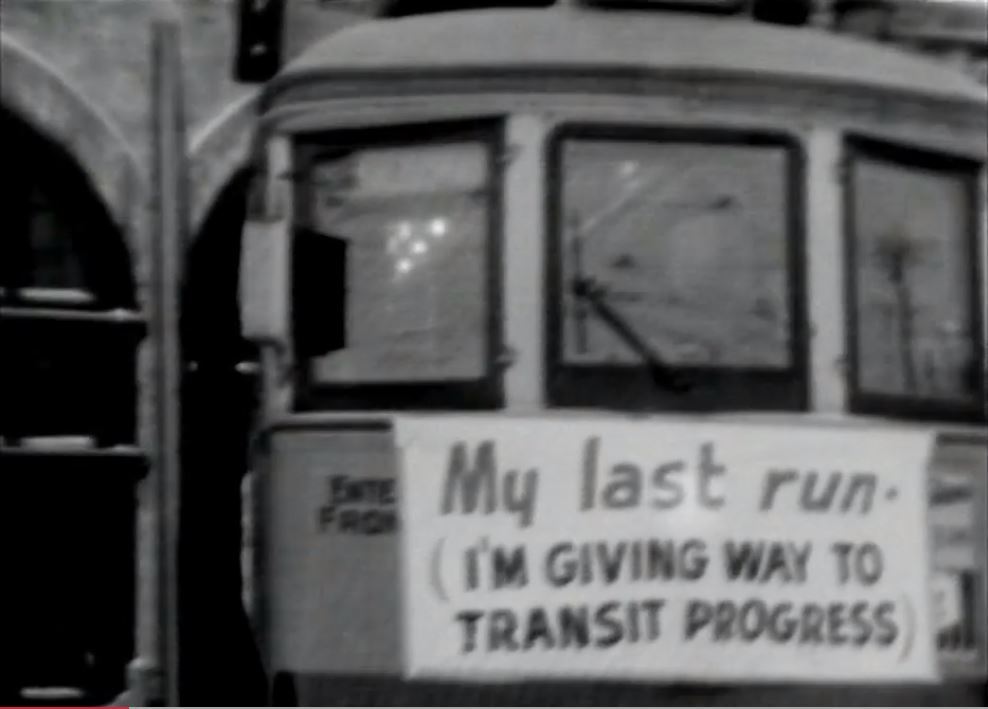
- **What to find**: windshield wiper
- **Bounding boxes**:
[570,274,692,394]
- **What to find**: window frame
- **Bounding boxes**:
[291,119,506,412]
[843,135,986,424]
[544,123,809,413]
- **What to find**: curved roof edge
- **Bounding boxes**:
[270,8,988,106]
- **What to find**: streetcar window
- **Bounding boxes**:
[293,125,502,409]
[548,128,805,412]
[847,141,984,421]
[560,140,790,367]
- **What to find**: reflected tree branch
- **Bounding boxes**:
[872,225,923,393]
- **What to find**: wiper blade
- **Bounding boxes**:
[571,275,692,394]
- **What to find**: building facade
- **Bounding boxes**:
[827,0,988,84]
[0,1,371,703]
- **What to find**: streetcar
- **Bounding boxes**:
[235,0,988,704]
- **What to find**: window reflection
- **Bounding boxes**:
[851,155,978,404]
[560,140,792,369]
[304,141,491,383]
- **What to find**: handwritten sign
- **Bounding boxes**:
[395,417,938,683]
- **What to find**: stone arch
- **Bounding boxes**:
[2,107,138,308]
[0,32,143,241]
[189,90,260,237]
[1,103,144,709]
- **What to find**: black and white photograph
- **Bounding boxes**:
[1,0,986,705]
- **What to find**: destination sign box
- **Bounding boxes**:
[394,417,940,683]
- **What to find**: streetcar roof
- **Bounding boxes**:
[271,7,987,104]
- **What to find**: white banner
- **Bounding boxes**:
[396,416,939,683]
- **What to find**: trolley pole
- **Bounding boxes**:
[150,12,186,707]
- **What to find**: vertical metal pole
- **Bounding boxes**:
[150,15,186,707]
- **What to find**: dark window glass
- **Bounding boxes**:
[0,108,141,706]
[847,141,984,421]
[0,110,135,305]
[548,128,805,413]
[0,108,140,444]
[24,186,88,291]
[560,140,791,368]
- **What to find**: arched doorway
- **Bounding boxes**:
[179,167,267,705]
[0,107,145,705]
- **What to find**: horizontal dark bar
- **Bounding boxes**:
[0,445,148,478]
[266,414,394,433]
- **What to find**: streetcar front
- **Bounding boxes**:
[239,3,988,704]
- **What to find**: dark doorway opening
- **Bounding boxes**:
[178,167,267,705]
[1,106,142,706]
